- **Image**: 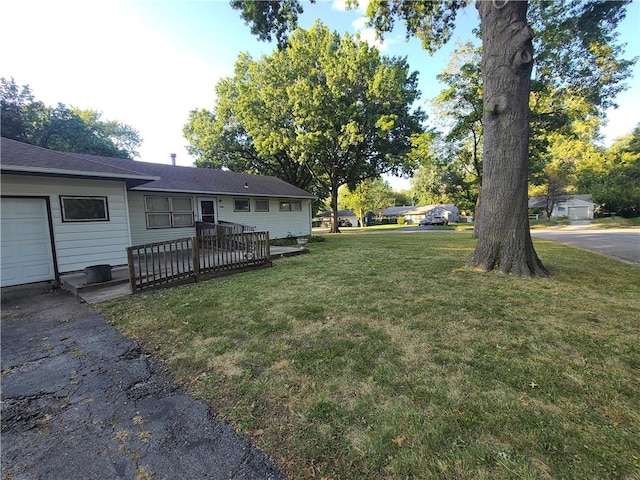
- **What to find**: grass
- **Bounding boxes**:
[529,218,572,229]
[314,223,475,233]
[98,233,640,480]
[591,216,640,228]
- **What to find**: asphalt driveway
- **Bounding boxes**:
[1,283,283,480]
[531,226,640,266]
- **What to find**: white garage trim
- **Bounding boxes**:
[568,206,589,220]
[1,196,58,287]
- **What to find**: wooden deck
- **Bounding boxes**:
[127,231,271,292]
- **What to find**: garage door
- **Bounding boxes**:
[567,206,589,220]
[1,198,55,287]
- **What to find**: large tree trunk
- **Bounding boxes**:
[472,185,481,239]
[330,184,341,234]
[467,0,547,276]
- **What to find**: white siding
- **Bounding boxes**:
[217,196,312,239]
[553,198,594,220]
[1,175,131,273]
[128,192,312,242]
[128,192,196,245]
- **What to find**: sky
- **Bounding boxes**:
[2,0,639,191]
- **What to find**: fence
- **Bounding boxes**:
[127,231,271,292]
[195,220,255,236]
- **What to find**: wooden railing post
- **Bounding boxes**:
[265,232,271,261]
[192,237,200,280]
[127,246,136,293]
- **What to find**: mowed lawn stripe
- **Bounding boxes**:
[99,233,640,480]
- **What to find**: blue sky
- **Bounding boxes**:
[2,0,638,190]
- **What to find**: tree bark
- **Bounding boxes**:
[330,184,341,234]
[467,0,548,276]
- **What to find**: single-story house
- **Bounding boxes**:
[0,138,315,287]
[314,210,360,227]
[381,204,460,224]
[528,194,595,220]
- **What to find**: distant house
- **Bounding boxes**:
[381,204,461,224]
[528,194,595,220]
[0,138,315,287]
[315,210,359,227]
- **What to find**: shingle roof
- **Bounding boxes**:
[528,194,594,208]
[1,138,314,198]
[0,137,156,182]
[381,204,459,216]
[316,210,356,218]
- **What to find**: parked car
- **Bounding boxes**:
[338,219,353,227]
[419,216,448,226]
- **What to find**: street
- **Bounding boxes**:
[531,226,640,266]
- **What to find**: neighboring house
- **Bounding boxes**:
[381,204,461,224]
[0,138,314,287]
[528,194,595,220]
[315,210,360,227]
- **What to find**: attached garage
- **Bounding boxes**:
[1,197,55,287]
[568,206,590,220]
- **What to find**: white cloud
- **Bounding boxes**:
[352,16,368,30]
[357,28,391,51]
[332,0,347,11]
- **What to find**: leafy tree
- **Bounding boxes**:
[231,1,635,275]
[1,77,141,158]
[0,78,45,142]
[576,125,640,217]
[185,22,424,233]
[392,189,414,207]
[528,161,571,219]
[338,178,395,227]
[430,43,483,219]
[184,66,323,198]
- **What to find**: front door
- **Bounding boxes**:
[198,198,216,224]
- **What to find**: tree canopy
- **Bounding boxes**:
[338,178,395,227]
[185,21,424,232]
[230,0,636,275]
[1,77,142,158]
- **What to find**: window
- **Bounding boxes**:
[279,201,290,212]
[279,201,302,212]
[61,196,109,222]
[234,198,250,212]
[255,199,269,212]
[144,196,194,229]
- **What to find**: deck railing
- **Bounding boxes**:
[127,231,271,292]
[195,220,256,237]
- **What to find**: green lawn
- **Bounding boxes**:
[98,233,640,480]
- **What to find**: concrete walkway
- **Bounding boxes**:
[1,283,284,480]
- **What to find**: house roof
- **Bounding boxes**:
[316,210,357,218]
[0,137,157,186]
[1,138,315,198]
[381,204,459,216]
[528,194,594,208]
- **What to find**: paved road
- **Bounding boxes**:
[318,225,640,266]
[531,226,640,266]
[1,283,284,480]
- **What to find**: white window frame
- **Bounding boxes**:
[145,196,194,229]
[255,198,270,212]
[279,200,302,212]
[60,196,109,222]
[234,198,251,212]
